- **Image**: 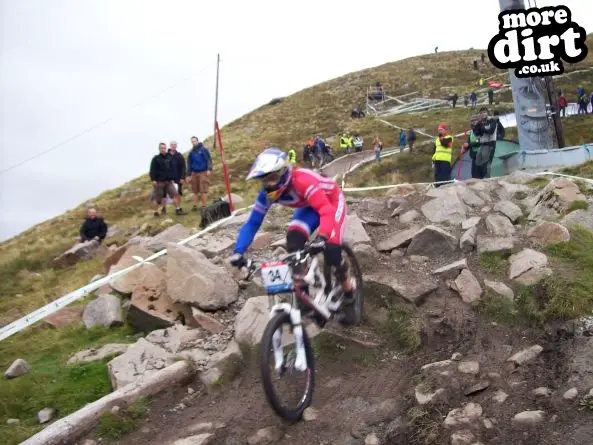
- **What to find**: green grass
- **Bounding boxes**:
[505,226,593,326]
[568,200,589,212]
[477,291,518,325]
[479,252,508,275]
[0,324,137,445]
[562,160,593,180]
[382,306,422,352]
[527,177,550,190]
[97,397,151,441]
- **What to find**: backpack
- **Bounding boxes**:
[199,198,231,229]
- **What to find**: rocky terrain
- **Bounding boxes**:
[7,170,593,445]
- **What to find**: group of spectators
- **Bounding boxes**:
[149,137,213,217]
[432,107,505,186]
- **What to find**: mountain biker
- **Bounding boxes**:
[229,147,355,310]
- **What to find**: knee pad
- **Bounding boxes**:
[286,230,308,253]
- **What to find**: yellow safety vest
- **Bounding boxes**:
[432,135,453,164]
[340,137,348,149]
[347,137,353,148]
[288,150,296,163]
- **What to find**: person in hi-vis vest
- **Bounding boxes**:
[432,122,453,187]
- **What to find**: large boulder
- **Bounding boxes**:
[508,248,552,285]
[107,338,174,389]
[528,178,587,221]
[561,209,593,232]
[407,225,457,256]
[421,193,467,225]
[68,344,130,365]
[108,245,154,294]
[188,233,235,258]
[366,273,438,306]
[82,294,123,329]
[44,306,84,328]
[144,224,191,252]
[485,214,515,236]
[166,244,239,310]
[376,227,420,252]
[52,240,108,268]
[234,296,269,346]
[344,214,372,245]
[127,267,195,332]
[476,236,514,254]
[493,201,523,223]
[453,269,483,303]
[527,222,570,246]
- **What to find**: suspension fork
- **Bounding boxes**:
[269,302,308,372]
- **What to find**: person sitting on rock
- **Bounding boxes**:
[79,208,108,243]
[229,148,356,322]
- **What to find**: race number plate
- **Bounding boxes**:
[261,261,293,294]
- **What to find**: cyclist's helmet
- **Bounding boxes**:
[246,147,293,202]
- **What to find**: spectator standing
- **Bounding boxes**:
[79,208,108,243]
[168,140,187,207]
[451,93,458,108]
[399,129,407,148]
[488,89,494,105]
[407,128,416,152]
[187,136,213,213]
[461,115,482,179]
[431,123,453,187]
[472,107,498,179]
[470,92,478,108]
[558,92,568,118]
[373,136,383,162]
[353,134,364,152]
[150,143,182,216]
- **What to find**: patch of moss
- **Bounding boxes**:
[97,397,151,440]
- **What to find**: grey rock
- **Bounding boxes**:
[460,226,477,253]
[476,235,514,254]
[561,209,593,232]
[527,221,571,246]
[464,380,490,396]
[234,296,269,346]
[421,193,467,224]
[454,270,483,303]
[406,225,457,256]
[512,410,545,425]
[399,209,420,224]
[172,433,215,445]
[421,359,453,371]
[247,426,282,445]
[52,240,107,268]
[365,433,380,445]
[508,248,548,280]
[415,386,445,405]
[144,224,191,252]
[563,387,578,400]
[68,344,129,365]
[458,361,480,375]
[188,233,235,258]
[492,389,509,403]
[433,259,467,279]
[461,216,481,230]
[533,387,553,397]
[507,345,543,366]
[494,200,523,223]
[484,280,514,300]
[486,213,516,236]
[303,407,318,421]
[4,358,30,379]
[366,274,438,306]
[37,407,56,424]
[344,214,372,245]
[7,418,20,425]
[450,430,476,445]
[82,294,123,329]
[444,403,482,427]
[376,227,420,252]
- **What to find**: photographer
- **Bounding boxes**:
[470,107,498,179]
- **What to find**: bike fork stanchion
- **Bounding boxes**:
[269,303,308,372]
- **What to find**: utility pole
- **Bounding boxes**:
[212,53,220,150]
[544,76,566,148]
[497,0,553,153]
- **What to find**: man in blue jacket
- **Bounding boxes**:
[186,136,213,212]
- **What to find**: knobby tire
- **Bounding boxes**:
[259,312,316,421]
[340,243,364,325]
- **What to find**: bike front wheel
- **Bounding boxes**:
[259,312,316,421]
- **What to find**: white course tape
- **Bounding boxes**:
[532,171,593,184]
[343,178,457,192]
[0,205,253,342]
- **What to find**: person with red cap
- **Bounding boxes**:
[432,122,454,187]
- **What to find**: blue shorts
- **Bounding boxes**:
[286,203,346,245]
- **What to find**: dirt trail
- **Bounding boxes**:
[81,166,593,445]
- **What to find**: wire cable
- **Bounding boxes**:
[0,66,211,175]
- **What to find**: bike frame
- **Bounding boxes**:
[249,250,342,373]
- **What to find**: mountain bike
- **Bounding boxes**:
[242,242,363,421]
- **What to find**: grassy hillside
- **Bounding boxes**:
[1,36,593,444]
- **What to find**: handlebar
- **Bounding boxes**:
[242,245,314,281]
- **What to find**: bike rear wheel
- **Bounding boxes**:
[260,312,316,421]
[340,243,364,325]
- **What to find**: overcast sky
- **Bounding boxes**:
[1,0,591,242]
